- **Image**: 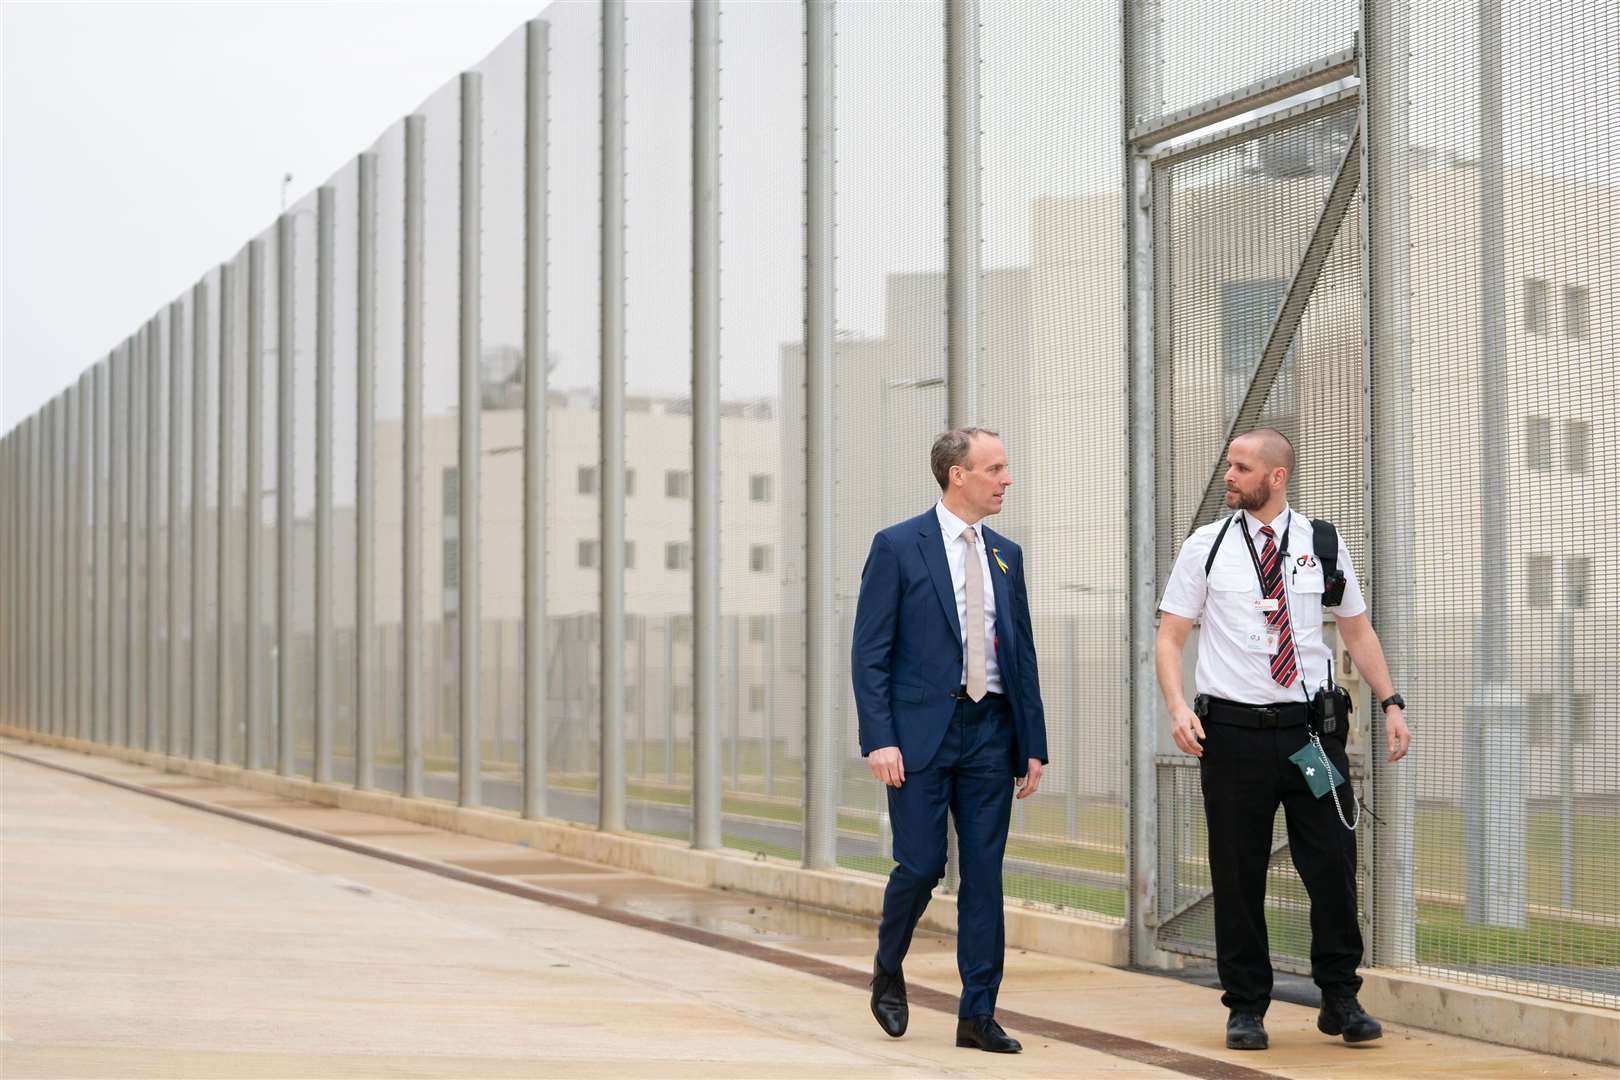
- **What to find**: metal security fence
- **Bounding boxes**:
[1,0,1614,1013]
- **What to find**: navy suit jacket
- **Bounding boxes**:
[851,508,1049,777]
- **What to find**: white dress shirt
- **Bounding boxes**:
[936,501,1003,694]
[1158,505,1366,705]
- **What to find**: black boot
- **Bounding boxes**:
[869,960,907,1038]
[955,1015,1021,1053]
[1318,994,1382,1043]
[1225,1011,1268,1050]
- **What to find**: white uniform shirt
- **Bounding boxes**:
[1158,505,1365,705]
[935,502,1004,694]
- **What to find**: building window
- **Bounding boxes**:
[1523,278,1550,336]
[748,685,766,712]
[442,466,460,516]
[749,474,773,503]
[1525,554,1554,608]
[625,468,636,497]
[1565,419,1589,474]
[674,685,693,712]
[666,541,692,571]
[672,614,693,643]
[578,466,598,495]
[578,539,599,569]
[1523,415,1552,471]
[1563,284,1589,339]
[1564,556,1590,609]
[1574,692,1594,746]
[624,684,641,712]
[624,541,636,570]
[442,537,460,590]
[665,469,691,499]
[748,614,770,643]
[1528,692,1595,748]
[749,544,774,573]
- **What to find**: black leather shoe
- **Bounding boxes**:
[869,961,907,1038]
[1318,994,1382,1043]
[955,1015,1021,1053]
[1226,1012,1268,1050]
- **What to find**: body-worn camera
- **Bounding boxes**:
[1311,683,1353,736]
[1322,568,1348,607]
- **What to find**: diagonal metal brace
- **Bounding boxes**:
[1190,119,1363,534]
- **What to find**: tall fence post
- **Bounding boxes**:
[523,18,551,820]
[356,154,378,791]
[803,0,838,871]
[459,71,483,809]
[599,0,627,834]
[218,266,237,764]
[691,0,722,850]
[246,241,266,769]
[277,214,297,776]
[1363,0,1418,967]
[1122,0,1163,967]
[168,303,184,756]
[402,114,426,799]
[192,280,209,761]
[314,186,336,784]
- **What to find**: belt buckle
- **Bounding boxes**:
[1255,706,1278,728]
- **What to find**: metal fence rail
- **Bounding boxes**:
[1,0,1614,1012]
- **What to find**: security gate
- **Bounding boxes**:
[1130,48,1373,972]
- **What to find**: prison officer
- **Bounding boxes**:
[1155,428,1410,1051]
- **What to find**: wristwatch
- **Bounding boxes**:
[1380,693,1405,713]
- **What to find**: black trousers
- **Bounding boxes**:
[1198,719,1362,1015]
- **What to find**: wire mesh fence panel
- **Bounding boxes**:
[289,196,319,777]
[620,0,696,842]
[330,159,362,776]
[370,120,407,784]
[1371,0,1620,1007]
[474,26,528,799]
[252,221,281,773]
[721,0,809,866]
[980,0,1130,923]
[819,0,948,881]
[544,0,603,824]
[1129,0,1359,129]
[416,76,462,794]
[223,246,251,766]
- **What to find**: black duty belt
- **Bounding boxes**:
[1205,696,1307,729]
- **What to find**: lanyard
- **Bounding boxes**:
[1238,510,1315,703]
[1236,510,1290,591]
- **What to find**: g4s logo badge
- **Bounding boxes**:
[1295,554,1318,569]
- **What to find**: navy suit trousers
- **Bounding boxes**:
[875,693,1015,1019]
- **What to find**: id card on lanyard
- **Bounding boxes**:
[1237,512,1290,660]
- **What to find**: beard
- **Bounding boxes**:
[1225,484,1267,512]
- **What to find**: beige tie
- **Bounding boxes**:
[962,525,987,702]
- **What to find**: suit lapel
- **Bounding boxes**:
[982,527,1016,676]
[917,513,963,645]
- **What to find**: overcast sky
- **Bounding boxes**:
[2,0,544,435]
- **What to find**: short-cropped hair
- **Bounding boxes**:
[930,427,1000,491]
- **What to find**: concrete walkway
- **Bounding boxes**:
[1,741,1606,1079]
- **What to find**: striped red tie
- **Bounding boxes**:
[1258,526,1298,688]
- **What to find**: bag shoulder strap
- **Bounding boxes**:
[1203,515,1238,577]
[1311,518,1339,579]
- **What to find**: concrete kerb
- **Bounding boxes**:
[7,726,1614,1066]
[1359,969,1619,1066]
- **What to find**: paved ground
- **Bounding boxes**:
[2,739,1608,1079]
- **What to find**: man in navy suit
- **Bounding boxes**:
[852,427,1049,1054]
